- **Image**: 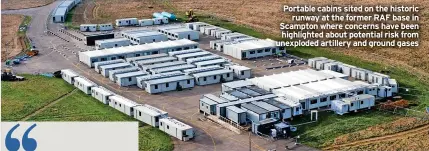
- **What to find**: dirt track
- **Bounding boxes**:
[324,124,429,150]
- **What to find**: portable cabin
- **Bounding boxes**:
[274,98,302,116]
[210,39,232,50]
[109,67,140,82]
[134,104,168,127]
[176,51,212,61]
[121,30,168,45]
[315,59,335,70]
[138,19,154,26]
[99,62,132,77]
[143,61,187,71]
[159,17,169,24]
[225,65,252,79]
[61,69,79,84]
[58,0,75,11]
[135,57,177,68]
[202,26,219,35]
[351,68,370,81]
[307,57,328,69]
[323,62,340,71]
[226,90,250,99]
[95,38,131,50]
[159,117,194,141]
[221,80,254,92]
[168,48,203,57]
[94,59,126,72]
[184,65,223,74]
[368,72,390,85]
[319,70,348,80]
[79,39,199,67]
[215,41,239,52]
[330,100,349,115]
[223,39,283,60]
[236,87,262,97]
[52,7,67,23]
[126,53,169,65]
[135,71,184,89]
[240,103,269,122]
[74,77,97,95]
[151,64,196,74]
[91,86,114,104]
[222,33,252,41]
[220,93,239,102]
[342,94,375,112]
[152,18,162,25]
[194,59,228,68]
[98,23,113,31]
[186,55,221,64]
[226,106,247,125]
[80,24,97,32]
[187,22,210,31]
[159,27,200,41]
[215,94,277,117]
[388,79,398,93]
[109,95,140,116]
[337,63,357,76]
[115,18,138,26]
[193,69,233,86]
[116,71,148,86]
[264,99,292,120]
[214,30,232,39]
[378,86,393,98]
[199,94,229,115]
[251,101,281,119]
[145,75,195,94]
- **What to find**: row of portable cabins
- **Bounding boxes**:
[52,0,81,23]
[60,69,195,141]
[115,18,168,27]
[308,57,398,95]
[158,26,200,41]
[80,23,114,32]
[120,30,168,45]
[95,38,131,50]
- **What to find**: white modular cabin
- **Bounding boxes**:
[186,55,222,65]
[91,86,114,104]
[74,77,97,95]
[136,71,184,89]
[159,117,194,141]
[80,24,97,32]
[99,62,133,77]
[210,39,232,50]
[210,28,228,37]
[115,18,138,27]
[323,62,340,71]
[251,101,281,120]
[331,100,349,115]
[98,23,113,31]
[135,57,177,68]
[138,19,154,26]
[193,69,233,86]
[351,68,370,81]
[176,51,212,61]
[61,69,79,84]
[109,67,140,82]
[342,94,375,112]
[337,63,357,77]
[159,17,169,24]
[79,39,199,67]
[158,27,200,41]
[221,33,252,41]
[168,48,203,57]
[202,26,219,35]
[134,104,168,127]
[264,99,292,120]
[378,86,393,98]
[199,94,229,115]
[307,57,328,69]
[143,61,187,71]
[225,65,252,79]
[183,65,223,75]
[94,59,126,72]
[214,30,232,39]
[150,64,196,74]
[223,39,284,60]
[368,72,390,85]
[126,53,169,65]
[152,18,162,25]
[95,38,131,50]
[194,59,229,68]
[388,79,398,93]
[145,75,195,94]
[121,30,168,45]
[116,71,148,86]
[240,103,269,122]
[226,106,247,125]
[319,70,348,80]
[315,59,335,70]
[109,95,140,116]
[221,80,254,93]
[52,7,67,23]
[190,22,211,31]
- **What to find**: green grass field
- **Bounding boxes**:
[2,75,173,151]
[1,74,75,121]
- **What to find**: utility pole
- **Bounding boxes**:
[249,132,251,151]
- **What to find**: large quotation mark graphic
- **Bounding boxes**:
[5,124,38,151]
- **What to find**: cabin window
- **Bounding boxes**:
[101,58,107,61]
[119,104,121,107]
[361,101,364,104]
[160,122,163,126]
[176,48,182,51]
[321,97,327,102]
[153,39,155,42]
[202,103,204,106]
[357,91,364,94]
[167,125,169,129]
[96,92,98,95]
[241,71,244,75]
[115,102,117,105]
[129,77,132,81]
[227,73,230,77]
[152,51,159,54]
[166,83,169,87]
[187,80,191,84]
[136,54,140,57]
[194,46,198,49]
[155,85,158,89]
[214,75,217,79]
[310,99,317,104]
[330,95,336,100]
[115,44,118,47]
[184,47,189,50]
[351,103,354,106]
[296,108,299,112]
[265,49,270,52]
[279,47,285,50]
[155,117,159,122]
[250,51,255,54]
[130,108,134,112]
[203,77,207,81]
[257,50,262,53]
[139,111,141,116]
[340,93,346,98]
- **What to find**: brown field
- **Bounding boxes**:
[1,0,55,10]
[75,0,429,78]
[1,14,24,61]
